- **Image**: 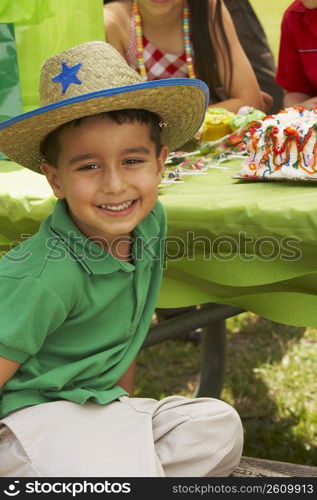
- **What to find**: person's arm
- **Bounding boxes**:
[0,356,20,388]
[276,8,315,109]
[209,0,265,112]
[283,92,317,109]
[223,0,283,113]
[116,359,136,395]
[103,1,130,57]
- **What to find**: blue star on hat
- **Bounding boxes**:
[51,61,82,94]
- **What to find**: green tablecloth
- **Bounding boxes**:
[1,159,317,327]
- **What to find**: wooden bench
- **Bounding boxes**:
[232,456,317,477]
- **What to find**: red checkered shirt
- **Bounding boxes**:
[125,14,189,79]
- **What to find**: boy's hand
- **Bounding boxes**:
[116,359,136,395]
[0,356,21,388]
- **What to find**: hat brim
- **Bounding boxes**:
[0,78,208,172]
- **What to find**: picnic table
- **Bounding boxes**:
[159,159,317,325]
[149,156,317,396]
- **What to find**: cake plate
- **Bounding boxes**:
[232,174,317,183]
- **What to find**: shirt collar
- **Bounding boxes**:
[290,1,317,35]
[48,199,160,275]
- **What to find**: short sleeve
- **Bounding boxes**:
[276,12,315,95]
[0,276,67,362]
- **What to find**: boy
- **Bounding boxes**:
[0,41,243,477]
[276,0,317,108]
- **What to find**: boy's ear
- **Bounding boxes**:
[40,162,65,199]
[157,145,169,174]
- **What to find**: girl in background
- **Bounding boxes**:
[103,0,268,112]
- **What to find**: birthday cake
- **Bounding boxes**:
[239,106,317,180]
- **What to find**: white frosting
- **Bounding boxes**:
[240,107,317,179]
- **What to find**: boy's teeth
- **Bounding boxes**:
[100,201,133,211]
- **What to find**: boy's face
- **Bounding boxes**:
[42,115,168,247]
[300,0,317,8]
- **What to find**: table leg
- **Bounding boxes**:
[144,304,244,399]
[194,319,227,399]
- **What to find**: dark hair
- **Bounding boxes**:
[41,109,163,166]
[189,0,233,102]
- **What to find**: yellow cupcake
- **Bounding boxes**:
[197,107,235,142]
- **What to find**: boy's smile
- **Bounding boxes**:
[42,115,168,255]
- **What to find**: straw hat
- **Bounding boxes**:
[0,41,209,173]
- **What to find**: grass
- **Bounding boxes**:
[135,1,317,467]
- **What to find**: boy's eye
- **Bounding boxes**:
[78,164,100,171]
[124,158,144,166]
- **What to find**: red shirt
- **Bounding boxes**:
[276,1,317,95]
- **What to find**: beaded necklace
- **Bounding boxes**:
[133,0,196,80]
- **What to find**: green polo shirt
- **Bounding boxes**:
[0,199,166,418]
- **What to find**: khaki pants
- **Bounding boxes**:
[0,395,243,477]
